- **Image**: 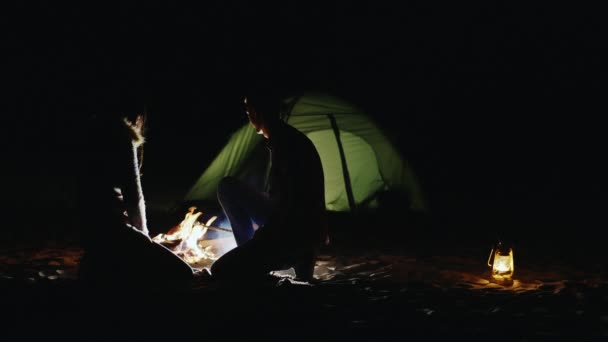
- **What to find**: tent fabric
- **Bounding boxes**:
[185,93,426,212]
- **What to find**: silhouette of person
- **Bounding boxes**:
[77,112,198,290]
[210,93,328,282]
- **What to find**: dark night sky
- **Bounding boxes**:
[2,2,604,245]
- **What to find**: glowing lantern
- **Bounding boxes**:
[487,241,514,285]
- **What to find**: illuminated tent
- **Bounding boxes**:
[184,93,426,213]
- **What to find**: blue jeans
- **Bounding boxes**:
[216,176,275,247]
[212,176,317,281]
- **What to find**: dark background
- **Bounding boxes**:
[3,2,604,253]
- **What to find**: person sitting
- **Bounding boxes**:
[77,112,197,290]
[210,92,328,282]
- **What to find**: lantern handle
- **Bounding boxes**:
[487,248,495,267]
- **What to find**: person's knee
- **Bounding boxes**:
[210,255,234,280]
[210,244,267,280]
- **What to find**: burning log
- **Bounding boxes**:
[152,207,234,268]
[198,225,232,233]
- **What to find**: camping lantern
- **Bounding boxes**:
[487,241,514,284]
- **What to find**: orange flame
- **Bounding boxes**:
[152,207,219,266]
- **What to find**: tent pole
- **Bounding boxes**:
[327,114,357,212]
[281,95,301,122]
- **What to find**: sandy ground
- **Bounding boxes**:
[1,238,607,341]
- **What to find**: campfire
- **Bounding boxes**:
[152,207,234,269]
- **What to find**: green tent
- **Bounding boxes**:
[185,93,426,213]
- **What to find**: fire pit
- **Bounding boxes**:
[152,207,235,269]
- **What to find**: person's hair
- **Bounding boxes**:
[244,88,284,121]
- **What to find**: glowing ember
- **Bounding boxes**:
[153,207,219,266]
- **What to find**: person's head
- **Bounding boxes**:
[96,112,145,147]
[84,112,146,173]
[243,91,282,139]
